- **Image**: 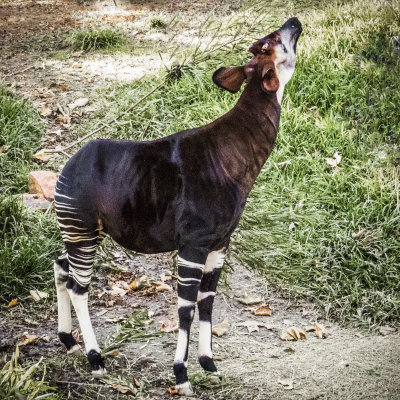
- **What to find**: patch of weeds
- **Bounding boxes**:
[0,346,56,399]
[0,196,61,302]
[150,18,167,30]
[0,87,61,303]
[99,375,149,398]
[189,372,233,390]
[103,310,163,353]
[66,28,126,52]
[0,86,43,193]
[165,64,193,84]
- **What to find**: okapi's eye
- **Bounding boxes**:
[282,44,288,53]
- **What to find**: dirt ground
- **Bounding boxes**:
[0,1,399,399]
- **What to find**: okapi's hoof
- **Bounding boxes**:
[87,349,106,375]
[175,381,194,396]
[59,332,79,353]
[92,367,108,377]
[209,371,222,384]
[67,343,82,355]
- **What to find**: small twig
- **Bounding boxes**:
[56,380,105,387]
[44,82,165,156]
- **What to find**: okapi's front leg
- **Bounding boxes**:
[197,249,225,373]
[174,255,205,395]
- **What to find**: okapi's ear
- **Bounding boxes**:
[261,64,279,94]
[212,66,246,93]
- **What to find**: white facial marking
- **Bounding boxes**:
[273,32,297,104]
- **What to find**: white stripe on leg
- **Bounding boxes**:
[198,321,212,358]
[174,328,189,367]
[69,291,100,354]
[54,262,71,333]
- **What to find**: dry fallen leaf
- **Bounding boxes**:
[237,292,263,305]
[160,319,179,333]
[237,320,262,333]
[32,150,54,163]
[40,104,53,117]
[7,298,18,307]
[160,272,172,282]
[0,145,10,155]
[306,323,328,338]
[17,333,39,346]
[29,289,49,301]
[212,317,229,337]
[280,326,307,341]
[278,378,293,390]
[315,323,329,339]
[352,229,365,239]
[129,275,150,291]
[379,326,396,336]
[168,386,179,395]
[69,97,88,110]
[72,328,83,343]
[326,152,342,167]
[284,347,295,353]
[252,304,273,316]
[100,377,137,396]
[109,285,127,297]
[153,281,172,292]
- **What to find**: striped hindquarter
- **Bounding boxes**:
[54,175,106,373]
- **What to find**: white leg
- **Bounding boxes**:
[54,258,81,354]
[197,250,225,372]
[54,260,71,333]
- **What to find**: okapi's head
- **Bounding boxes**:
[213,17,302,103]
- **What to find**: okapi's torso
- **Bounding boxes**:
[56,90,280,260]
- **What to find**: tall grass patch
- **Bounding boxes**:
[0,88,61,301]
[235,0,400,326]
[66,28,126,52]
[0,87,43,193]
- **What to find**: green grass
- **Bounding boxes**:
[0,346,56,399]
[0,196,61,302]
[75,0,400,326]
[150,18,168,30]
[0,88,61,302]
[66,28,126,52]
[0,87,43,194]
[235,0,400,326]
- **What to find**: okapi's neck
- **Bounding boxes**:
[215,84,281,195]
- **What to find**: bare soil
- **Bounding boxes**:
[0,1,399,399]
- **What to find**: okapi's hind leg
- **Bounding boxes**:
[54,252,80,354]
[65,237,106,375]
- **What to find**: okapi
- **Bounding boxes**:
[53,18,302,395]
